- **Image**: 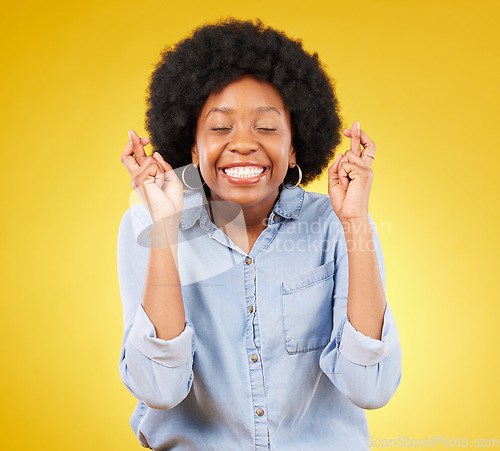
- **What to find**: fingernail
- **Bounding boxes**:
[128,130,132,144]
[356,121,360,133]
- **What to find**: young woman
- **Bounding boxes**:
[117,19,402,450]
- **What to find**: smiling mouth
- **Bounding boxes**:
[219,166,270,183]
[222,166,266,178]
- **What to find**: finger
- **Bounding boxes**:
[339,161,361,183]
[350,121,361,156]
[344,128,376,167]
[152,152,184,191]
[152,152,171,173]
[151,152,171,186]
[343,129,375,151]
[339,160,373,186]
[120,133,141,176]
[359,130,376,167]
[131,158,164,189]
[328,153,344,189]
[338,155,350,189]
[128,129,148,165]
[332,152,343,172]
[328,154,346,211]
[343,149,366,165]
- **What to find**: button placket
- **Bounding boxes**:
[242,253,268,448]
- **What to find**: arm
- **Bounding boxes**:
[319,214,402,409]
[143,215,186,340]
[344,217,386,340]
[117,206,195,410]
[323,122,402,408]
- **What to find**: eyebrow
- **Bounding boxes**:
[205,106,282,118]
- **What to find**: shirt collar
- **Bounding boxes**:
[179,185,305,231]
[272,185,305,220]
[179,189,210,231]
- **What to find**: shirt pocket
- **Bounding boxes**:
[280,259,334,354]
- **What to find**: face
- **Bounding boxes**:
[192,75,295,209]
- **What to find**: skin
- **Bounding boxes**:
[328,122,386,339]
[121,75,386,341]
[191,75,295,252]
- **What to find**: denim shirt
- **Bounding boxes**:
[117,186,402,451]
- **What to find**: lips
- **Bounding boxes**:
[218,165,270,184]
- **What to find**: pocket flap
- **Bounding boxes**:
[281,259,335,294]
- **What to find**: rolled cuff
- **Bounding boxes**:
[128,305,195,368]
[339,305,399,366]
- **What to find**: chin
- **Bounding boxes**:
[219,188,279,208]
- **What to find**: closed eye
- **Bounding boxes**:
[258,128,277,132]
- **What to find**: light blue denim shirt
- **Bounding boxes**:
[117,185,402,451]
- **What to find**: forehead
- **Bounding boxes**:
[199,75,288,116]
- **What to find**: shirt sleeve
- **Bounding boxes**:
[319,213,402,410]
[117,204,196,410]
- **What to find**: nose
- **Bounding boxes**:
[227,127,258,154]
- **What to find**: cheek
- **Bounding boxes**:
[197,144,221,179]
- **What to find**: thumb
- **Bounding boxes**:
[128,129,147,164]
[153,153,183,190]
[328,154,346,213]
[152,152,170,172]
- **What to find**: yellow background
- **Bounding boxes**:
[1,0,498,449]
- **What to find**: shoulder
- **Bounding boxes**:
[301,188,377,229]
[303,189,331,206]
[118,202,154,248]
[301,189,339,223]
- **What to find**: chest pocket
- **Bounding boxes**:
[280,259,334,354]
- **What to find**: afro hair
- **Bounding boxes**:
[145,18,342,186]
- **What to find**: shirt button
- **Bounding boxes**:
[256,408,264,416]
[248,305,254,313]
[273,214,279,222]
[251,354,259,363]
[245,256,252,265]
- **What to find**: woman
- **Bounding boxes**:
[117,19,402,450]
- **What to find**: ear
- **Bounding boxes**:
[289,146,296,167]
[191,144,199,167]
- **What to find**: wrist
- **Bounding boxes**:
[148,217,181,248]
[341,217,372,235]
[341,218,375,253]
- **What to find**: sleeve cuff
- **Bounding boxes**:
[128,304,195,368]
[339,305,399,366]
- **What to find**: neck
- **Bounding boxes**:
[208,187,282,233]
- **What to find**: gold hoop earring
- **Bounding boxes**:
[182,163,206,190]
[282,163,302,190]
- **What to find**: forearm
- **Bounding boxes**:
[342,218,386,340]
[142,217,186,340]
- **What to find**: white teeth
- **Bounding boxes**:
[223,167,265,178]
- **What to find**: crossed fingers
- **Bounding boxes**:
[345,121,377,167]
[328,121,377,192]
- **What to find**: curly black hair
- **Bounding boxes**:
[145,18,342,186]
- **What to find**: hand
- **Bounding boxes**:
[120,129,184,222]
[327,121,376,223]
